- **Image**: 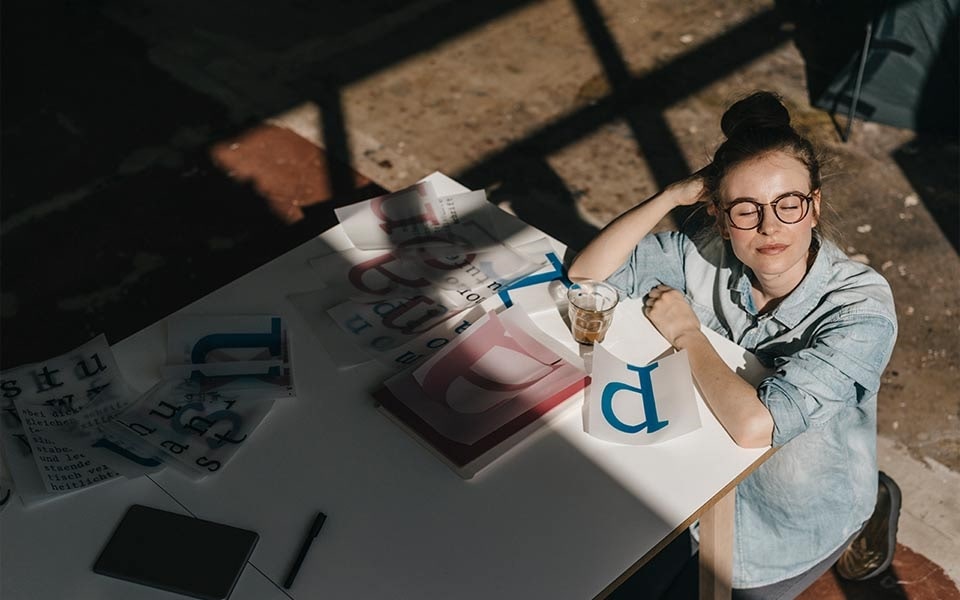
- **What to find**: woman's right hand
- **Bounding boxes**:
[664,170,709,207]
[568,165,709,282]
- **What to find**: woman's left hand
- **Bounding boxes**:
[643,284,701,347]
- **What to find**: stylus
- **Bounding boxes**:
[283,511,327,589]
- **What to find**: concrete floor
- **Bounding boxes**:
[2,0,958,597]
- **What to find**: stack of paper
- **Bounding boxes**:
[290,178,569,372]
[374,306,587,479]
[93,315,295,480]
[0,315,295,506]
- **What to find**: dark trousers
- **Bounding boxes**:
[609,528,857,600]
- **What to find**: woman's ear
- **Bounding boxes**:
[707,200,729,239]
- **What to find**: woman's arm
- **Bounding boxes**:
[677,331,775,448]
[567,175,707,282]
[645,285,774,448]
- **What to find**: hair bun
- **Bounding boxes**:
[720,91,791,138]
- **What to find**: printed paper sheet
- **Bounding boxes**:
[0,335,138,500]
[585,343,701,445]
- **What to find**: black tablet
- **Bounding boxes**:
[93,504,259,600]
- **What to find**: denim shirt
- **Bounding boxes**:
[606,231,897,588]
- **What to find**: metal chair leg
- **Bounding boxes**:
[844,20,874,142]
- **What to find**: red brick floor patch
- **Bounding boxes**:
[210,124,372,224]
[799,544,960,600]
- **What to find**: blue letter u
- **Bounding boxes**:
[190,317,283,376]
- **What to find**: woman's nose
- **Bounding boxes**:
[756,206,782,233]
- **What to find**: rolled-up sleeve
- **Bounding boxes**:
[758,309,897,447]
[605,231,688,299]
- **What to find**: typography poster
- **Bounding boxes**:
[0,335,138,498]
[585,344,701,445]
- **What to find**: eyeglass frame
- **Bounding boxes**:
[715,190,817,231]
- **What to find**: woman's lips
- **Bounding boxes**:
[756,244,788,255]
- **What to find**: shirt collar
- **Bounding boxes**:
[725,233,829,327]
[725,243,757,315]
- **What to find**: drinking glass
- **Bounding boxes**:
[567,280,619,345]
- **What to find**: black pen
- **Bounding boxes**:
[283,511,327,589]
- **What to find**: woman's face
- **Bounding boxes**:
[717,151,820,294]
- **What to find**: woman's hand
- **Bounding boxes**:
[568,166,711,283]
[643,285,702,347]
[663,169,709,207]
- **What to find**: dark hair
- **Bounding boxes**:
[703,91,821,203]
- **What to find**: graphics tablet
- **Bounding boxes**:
[93,504,259,600]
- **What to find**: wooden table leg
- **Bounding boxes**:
[699,487,735,600]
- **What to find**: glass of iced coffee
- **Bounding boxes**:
[567,280,619,345]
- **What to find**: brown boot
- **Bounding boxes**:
[835,471,902,580]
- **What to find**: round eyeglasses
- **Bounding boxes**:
[719,191,815,230]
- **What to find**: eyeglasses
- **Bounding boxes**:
[719,191,815,230]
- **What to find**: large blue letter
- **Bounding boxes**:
[497,252,569,308]
[91,438,163,468]
[190,317,283,376]
[601,362,669,434]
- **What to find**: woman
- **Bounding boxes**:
[568,91,898,598]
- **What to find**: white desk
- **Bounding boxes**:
[1,174,771,600]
